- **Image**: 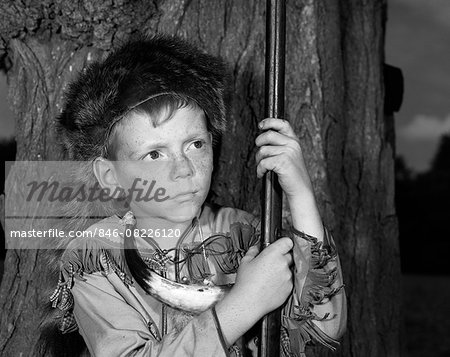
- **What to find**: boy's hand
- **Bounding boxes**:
[255,118,324,238]
[255,118,313,200]
[231,237,294,316]
[214,238,294,346]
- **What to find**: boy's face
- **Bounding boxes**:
[111,105,213,224]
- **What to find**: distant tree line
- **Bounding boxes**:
[396,134,450,274]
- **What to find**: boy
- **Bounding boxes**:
[40,34,346,356]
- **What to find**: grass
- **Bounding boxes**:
[402,274,450,357]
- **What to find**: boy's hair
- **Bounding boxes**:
[57,33,229,161]
[104,93,200,160]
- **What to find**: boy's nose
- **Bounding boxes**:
[171,155,195,180]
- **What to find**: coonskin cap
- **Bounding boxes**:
[57,34,229,160]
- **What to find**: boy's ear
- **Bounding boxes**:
[93,157,122,197]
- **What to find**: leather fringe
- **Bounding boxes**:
[281,227,344,357]
[35,236,133,357]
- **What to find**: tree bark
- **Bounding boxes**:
[0,1,401,356]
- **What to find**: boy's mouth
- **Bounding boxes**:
[171,190,199,201]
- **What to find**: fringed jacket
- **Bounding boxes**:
[40,203,345,357]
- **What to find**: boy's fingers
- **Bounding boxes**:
[277,237,294,253]
[264,237,293,255]
[258,118,296,138]
[255,130,290,147]
[285,251,294,266]
[255,145,284,164]
[256,156,275,179]
[241,245,260,263]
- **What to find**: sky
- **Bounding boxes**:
[1,1,449,172]
[386,0,450,172]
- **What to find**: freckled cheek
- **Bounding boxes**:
[142,163,173,187]
[194,155,213,184]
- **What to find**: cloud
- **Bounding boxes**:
[398,114,450,140]
[393,0,450,30]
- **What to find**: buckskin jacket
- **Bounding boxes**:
[44,203,346,357]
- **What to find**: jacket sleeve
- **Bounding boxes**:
[281,226,346,356]
[219,209,346,356]
[205,207,346,356]
[71,269,228,357]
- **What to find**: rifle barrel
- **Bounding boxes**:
[259,1,286,357]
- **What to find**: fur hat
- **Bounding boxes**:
[57,34,229,160]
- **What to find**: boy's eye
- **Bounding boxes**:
[148,151,160,160]
[193,140,204,149]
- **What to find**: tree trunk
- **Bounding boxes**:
[0,1,401,356]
